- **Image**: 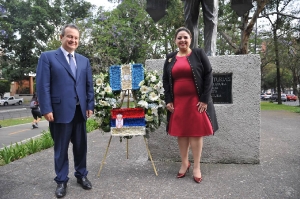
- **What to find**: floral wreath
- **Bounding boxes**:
[93,65,166,138]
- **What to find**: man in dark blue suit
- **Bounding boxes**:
[36,24,94,198]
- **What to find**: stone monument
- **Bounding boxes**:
[146,55,261,164]
[145,0,261,164]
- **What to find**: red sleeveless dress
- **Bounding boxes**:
[168,55,213,137]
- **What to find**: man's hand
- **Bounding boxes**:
[44,112,54,122]
[86,110,93,118]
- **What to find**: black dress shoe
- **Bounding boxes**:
[55,183,67,198]
[77,176,92,190]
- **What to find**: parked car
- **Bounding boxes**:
[271,93,287,102]
[0,96,23,106]
[286,94,298,101]
[261,93,272,100]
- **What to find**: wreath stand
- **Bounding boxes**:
[97,89,158,177]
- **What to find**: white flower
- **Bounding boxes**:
[138,80,144,86]
[96,78,103,86]
[157,81,163,87]
[149,92,159,101]
[151,107,158,116]
[145,114,153,122]
[158,99,165,107]
[150,75,157,82]
[106,98,117,108]
[140,85,151,94]
[99,100,109,106]
[148,87,153,92]
[159,87,164,95]
[94,69,166,133]
[138,100,148,108]
[153,84,159,90]
[104,85,112,93]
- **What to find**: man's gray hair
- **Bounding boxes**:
[61,24,80,36]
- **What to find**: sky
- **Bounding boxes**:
[86,0,117,10]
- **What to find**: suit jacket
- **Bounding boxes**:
[36,48,94,123]
[163,48,219,133]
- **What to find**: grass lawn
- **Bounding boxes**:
[260,101,300,113]
[0,117,45,127]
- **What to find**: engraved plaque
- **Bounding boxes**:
[212,74,232,104]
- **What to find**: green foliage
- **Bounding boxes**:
[0,0,93,82]
[0,79,10,95]
[39,130,54,149]
[0,0,57,82]
[25,138,42,155]
[90,0,159,71]
[86,118,100,133]
[93,72,120,132]
[0,145,13,164]
[93,68,166,138]
[260,0,300,101]
[259,0,300,94]
[132,69,166,133]
[263,63,277,90]
[11,142,27,160]
[155,0,185,54]
[217,0,240,55]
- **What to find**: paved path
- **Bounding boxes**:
[0,110,299,199]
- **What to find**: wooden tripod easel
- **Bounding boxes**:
[97,89,158,177]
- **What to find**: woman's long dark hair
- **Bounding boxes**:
[31,93,38,102]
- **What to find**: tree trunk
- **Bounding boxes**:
[235,0,269,55]
[291,68,298,95]
[274,29,282,104]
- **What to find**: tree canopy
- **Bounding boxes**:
[0,0,299,97]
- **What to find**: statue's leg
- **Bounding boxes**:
[201,0,218,56]
[183,0,201,49]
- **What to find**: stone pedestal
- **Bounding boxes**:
[145,54,261,164]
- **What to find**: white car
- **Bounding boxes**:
[261,93,272,100]
[0,96,24,106]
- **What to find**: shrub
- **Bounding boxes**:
[0,79,10,96]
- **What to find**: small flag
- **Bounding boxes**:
[110,108,145,136]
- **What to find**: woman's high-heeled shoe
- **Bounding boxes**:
[193,176,202,183]
[177,162,191,178]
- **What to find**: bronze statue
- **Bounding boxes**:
[182,0,218,56]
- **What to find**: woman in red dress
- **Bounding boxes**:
[163,27,218,183]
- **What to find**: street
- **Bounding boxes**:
[0,104,49,148]
[0,121,49,148]
[0,103,32,120]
